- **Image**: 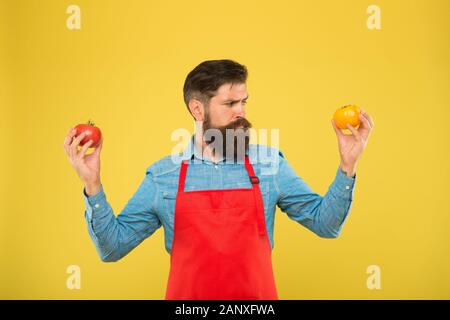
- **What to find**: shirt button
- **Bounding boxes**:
[94,203,100,208]
[214,165,218,169]
[345,186,350,190]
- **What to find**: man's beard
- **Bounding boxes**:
[202,116,252,162]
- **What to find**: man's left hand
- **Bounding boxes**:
[331,109,375,177]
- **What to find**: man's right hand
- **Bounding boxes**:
[63,127,103,196]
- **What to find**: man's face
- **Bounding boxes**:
[205,82,248,127]
[201,82,252,160]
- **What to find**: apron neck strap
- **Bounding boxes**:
[244,155,260,185]
[178,160,189,193]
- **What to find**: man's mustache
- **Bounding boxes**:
[220,117,252,131]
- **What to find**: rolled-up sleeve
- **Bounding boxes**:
[83,169,162,262]
[276,152,356,238]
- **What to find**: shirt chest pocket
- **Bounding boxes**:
[163,191,177,207]
[163,191,177,227]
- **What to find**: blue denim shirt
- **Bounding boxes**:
[83,137,356,262]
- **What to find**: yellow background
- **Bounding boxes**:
[1,0,449,299]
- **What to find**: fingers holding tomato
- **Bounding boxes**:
[63,127,77,156]
[77,139,94,159]
[359,109,375,130]
[70,131,87,158]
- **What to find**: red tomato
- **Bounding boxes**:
[74,120,102,148]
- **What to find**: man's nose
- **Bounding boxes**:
[234,103,246,118]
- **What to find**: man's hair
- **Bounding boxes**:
[183,59,248,115]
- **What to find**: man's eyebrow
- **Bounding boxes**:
[222,95,249,103]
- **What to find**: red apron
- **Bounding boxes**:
[165,155,278,300]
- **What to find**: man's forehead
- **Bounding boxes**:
[215,83,248,100]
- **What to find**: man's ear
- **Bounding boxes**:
[188,98,205,121]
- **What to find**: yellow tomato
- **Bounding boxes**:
[333,105,361,129]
